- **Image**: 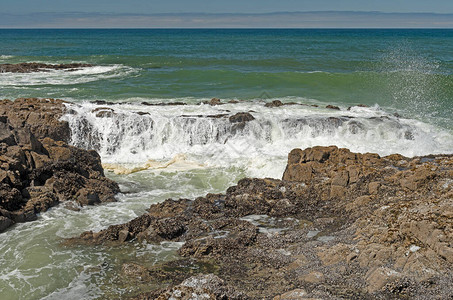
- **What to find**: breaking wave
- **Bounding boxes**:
[62,100,453,179]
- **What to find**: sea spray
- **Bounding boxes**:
[63,101,453,179]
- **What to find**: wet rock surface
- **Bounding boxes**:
[0,62,93,73]
[0,98,119,232]
[68,146,453,299]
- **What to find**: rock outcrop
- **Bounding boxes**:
[0,98,119,232]
[68,146,453,299]
[0,62,92,73]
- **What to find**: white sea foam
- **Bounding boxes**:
[0,64,136,86]
[62,100,453,179]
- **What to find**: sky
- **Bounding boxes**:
[0,0,452,28]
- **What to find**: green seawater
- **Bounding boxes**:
[1,29,452,128]
[0,29,452,299]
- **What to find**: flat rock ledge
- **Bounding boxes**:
[0,98,119,232]
[68,146,453,299]
[0,62,93,73]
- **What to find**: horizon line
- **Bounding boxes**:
[2,27,453,30]
[3,11,453,15]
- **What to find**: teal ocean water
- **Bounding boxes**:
[1,29,452,128]
[0,29,452,299]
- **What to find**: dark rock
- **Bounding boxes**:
[265,100,283,107]
[229,112,255,123]
[203,98,222,106]
[326,104,341,110]
[0,62,92,73]
[91,100,116,106]
[135,112,150,116]
[0,98,120,232]
[0,216,12,232]
[92,107,115,118]
[141,101,186,106]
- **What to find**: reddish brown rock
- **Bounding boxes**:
[0,98,70,142]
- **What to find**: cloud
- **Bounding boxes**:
[0,11,452,28]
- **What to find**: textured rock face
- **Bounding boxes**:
[0,98,71,142]
[0,98,119,232]
[0,62,92,73]
[69,146,453,299]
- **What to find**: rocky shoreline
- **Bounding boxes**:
[69,147,452,299]
[0,98,119,232]
[0,98,452,299]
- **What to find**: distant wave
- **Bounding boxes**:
[0,64,136,86]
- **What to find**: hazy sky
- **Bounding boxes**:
[1,0,452,14]
[0,0,452,28]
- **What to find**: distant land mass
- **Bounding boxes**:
[0,11,452,28]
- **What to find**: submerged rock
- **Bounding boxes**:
[265,100,284,107]
[0,98,119,232]
[325,104,340,110]
[203,98,222,106]
[0,62,92,73]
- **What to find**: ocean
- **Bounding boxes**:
[0,29,452,299]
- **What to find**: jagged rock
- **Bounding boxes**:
[0,98,70,142]
[0,98,119,232]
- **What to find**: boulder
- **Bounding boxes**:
[229,112,255,123]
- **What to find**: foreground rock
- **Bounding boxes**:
[68,146,453,299]
[0,98,119,232]
[0,62,92,73]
